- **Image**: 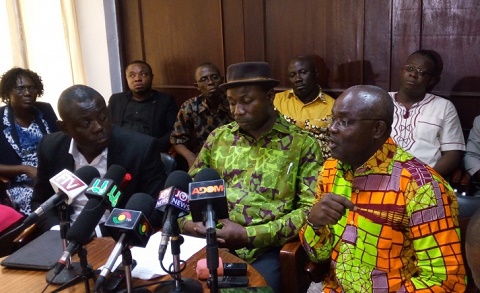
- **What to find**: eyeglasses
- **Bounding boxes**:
[402,65,431,77]
[328,117,383,128]
[13,86,38,94]
[197,74,222,84]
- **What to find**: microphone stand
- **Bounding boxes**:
[154,222,202,293]
[51,245,96,293]
[46,203,82,284]
[116,247,151,293]
[205,204,219,293]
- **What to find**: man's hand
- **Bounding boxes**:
[182,220,208,238]
[183,219,248,250]
[308,193,355,227]
[215,219,248,250]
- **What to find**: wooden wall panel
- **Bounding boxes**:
[140,0,224,86]
[390,0,423,91]
[117,0,480,128]
[265,0,366,94]
[243,0,265,61]
[222,1,246,65]
[117,0,144,67]
[363,0,393,90]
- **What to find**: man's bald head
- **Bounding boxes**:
[329,85,394,169]
[341,85,394,130]
[57,85,105,120]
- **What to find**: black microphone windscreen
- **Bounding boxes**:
[125,193,155,218]
[194,168,221,182]
[164,170,192,192]
[105,164,127,185]
[74,166,100,183]
[66,198,104,244]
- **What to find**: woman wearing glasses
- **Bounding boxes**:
[0,68,58,215]
[389,50,465,178]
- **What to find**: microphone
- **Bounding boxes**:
[189,168,228,292]
[156,170,192,261]
[84,164,127,209]
[189,168,229,228]
[53,196,105,274]
[94,193,155,291]
[23,166,100,227]
[53,165,127,275]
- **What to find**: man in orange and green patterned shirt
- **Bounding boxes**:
[300,85,466,292]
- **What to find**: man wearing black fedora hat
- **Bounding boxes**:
[180,62,323,292]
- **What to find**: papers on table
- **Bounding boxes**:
[100,232,206,280]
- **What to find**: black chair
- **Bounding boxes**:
[457,193,480,219]
[161,152,177,175]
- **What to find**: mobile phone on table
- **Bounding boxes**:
[207,276,249,288]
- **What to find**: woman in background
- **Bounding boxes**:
[0,68,58,215]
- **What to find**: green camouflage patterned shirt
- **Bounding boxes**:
[184,114,323,263]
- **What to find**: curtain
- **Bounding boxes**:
[0,0,85,107]
[60,0,86,85]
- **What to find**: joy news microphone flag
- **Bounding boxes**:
[154,171,203,293]
[155,170,192,261]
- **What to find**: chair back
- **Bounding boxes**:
[457,194,480,219]
[456,194,480,292]
[161,153,177,176]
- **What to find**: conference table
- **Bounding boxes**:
[0,237,267,292]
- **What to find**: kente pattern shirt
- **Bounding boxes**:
[185,114,323,263]
[300,137,466,293]
[170,95,233,154]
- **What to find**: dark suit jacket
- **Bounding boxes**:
[108,90,178,152]
[0,102,59,166]
[31,125,167,234]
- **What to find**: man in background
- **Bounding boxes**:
[301,85,466,292]
[274,55,335,161]
[389,50,464,178]
[108,60,178,152]
[170,62,233,169]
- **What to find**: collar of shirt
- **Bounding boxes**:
[68,138,108,177]
[127,90,155,103]
[392,92,435,110]
[68,138,109,226]
[287,85,327,105]
[230,112,295,139]
[337,137,398,176]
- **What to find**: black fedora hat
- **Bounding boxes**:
[219,62,280,91]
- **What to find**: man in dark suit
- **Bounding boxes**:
[31,85,166,234]
[108,60,178,152]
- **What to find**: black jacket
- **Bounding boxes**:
[108,90,178,152]
[31,125,166,234]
